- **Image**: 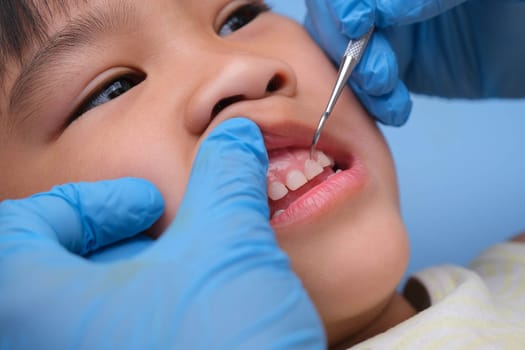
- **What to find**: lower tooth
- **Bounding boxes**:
[272,209,285,219]
[328,170,341,179]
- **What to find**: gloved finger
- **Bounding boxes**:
[376,0,468,26]
[350,79,412,126]
[326,0,375,37]
[320,0,468,35]
[306,13,408,125]
[0,178,164,256]
[168,118,273,247]
[151,118,324,348]
[304,0,350,62]
[352,31,398,96]
[305,4,408,125]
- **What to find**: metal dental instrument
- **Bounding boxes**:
[310,27,374,159]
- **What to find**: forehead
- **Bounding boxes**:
[0,0,83,72]
[1,0,218,72]
[2,0,83,44]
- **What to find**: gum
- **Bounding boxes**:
[267,148,314,184]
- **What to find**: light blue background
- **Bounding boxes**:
[92,1,525,284]
[270,0,525,279]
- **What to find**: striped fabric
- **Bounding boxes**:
[351,243,525,349]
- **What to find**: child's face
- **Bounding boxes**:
[0,0,408,344]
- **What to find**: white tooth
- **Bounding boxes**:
[268,181,289,201]
[316,151,335,168]
[286,170,308,191]
[304,159,324,180]
[272,209,285,219]
[336,169,342,174]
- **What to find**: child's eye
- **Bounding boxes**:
[71,73,145,123]
[219,2,271,37]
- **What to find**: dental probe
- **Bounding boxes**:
[310,27,374,160]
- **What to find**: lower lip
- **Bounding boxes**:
[269,158,368,227]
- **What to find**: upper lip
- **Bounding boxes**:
[209,97,355,168]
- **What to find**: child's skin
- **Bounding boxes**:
[0,0,413,347]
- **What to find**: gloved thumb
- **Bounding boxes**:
[0,178,164,256]
[149,118,323,349]
[171,118,272,247]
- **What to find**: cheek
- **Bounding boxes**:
[74,138,197,236]
[7,122,196,229]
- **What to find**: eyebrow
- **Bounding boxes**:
[7,0,137,125]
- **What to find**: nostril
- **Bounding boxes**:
[211,95,244,119]
[266,74,285,93]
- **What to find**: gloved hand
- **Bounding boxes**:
[305,0,525,126]
[0,118,325,349]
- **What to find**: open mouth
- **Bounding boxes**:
[266,147,351,222]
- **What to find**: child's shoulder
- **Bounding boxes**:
[357,243,525,349]
[469,240,525,291]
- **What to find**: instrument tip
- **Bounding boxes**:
[310,112,328,160]
[310,144,316,160]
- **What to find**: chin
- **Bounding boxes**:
[275,196,409,338]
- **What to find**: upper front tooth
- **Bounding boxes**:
[316,151,335,168]
[268,181,288,201]
[304,159,324,180]
[286,170,308,191]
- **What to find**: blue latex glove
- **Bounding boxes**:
[305,0,525,126]
[0,118,324,349]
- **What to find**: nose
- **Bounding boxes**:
[185,53,297,134]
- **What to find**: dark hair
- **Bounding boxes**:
[0,1,75,79]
